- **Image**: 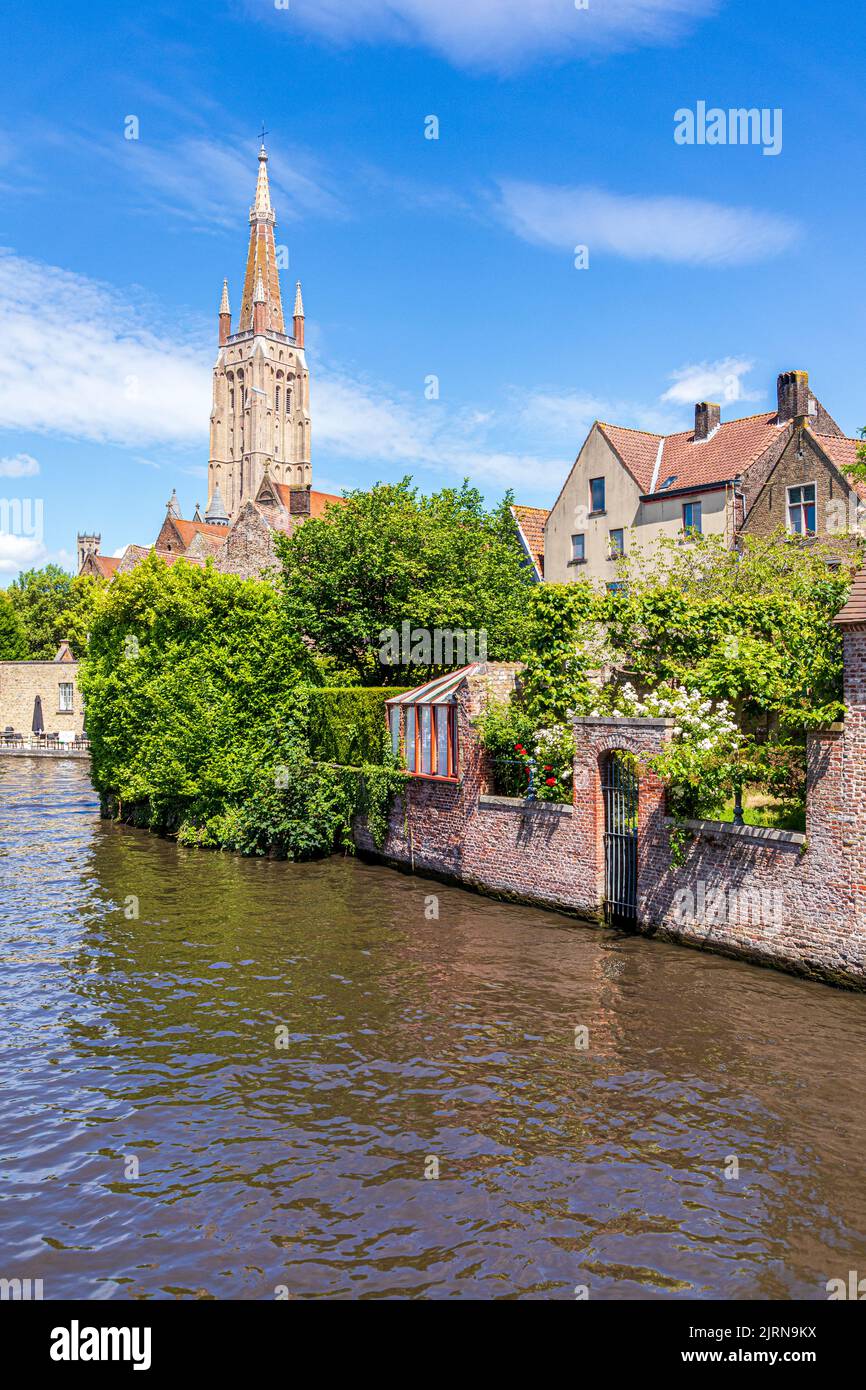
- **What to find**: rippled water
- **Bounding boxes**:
[1,757,866,1300]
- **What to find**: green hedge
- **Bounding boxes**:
[305,688,411,767]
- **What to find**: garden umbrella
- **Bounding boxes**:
[32,695,44,735]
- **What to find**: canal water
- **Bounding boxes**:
[1,756,865,1301]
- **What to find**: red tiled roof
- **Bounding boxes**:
[270,485,346,518]
[598,424,663,492]
[94,556,120,579]
[600,412,785,498]
[511,504,547,579]
[171,520,234,546]
[812,433,866,501]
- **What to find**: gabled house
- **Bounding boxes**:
[543,369,862,586]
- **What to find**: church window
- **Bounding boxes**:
[275,386,281,413]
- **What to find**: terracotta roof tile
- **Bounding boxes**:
[94,556,120,579]
[171,520,233,546]
[599,412,786,498]
[511,504,547,579]
[813,433,866,502]
[598,424,662,491]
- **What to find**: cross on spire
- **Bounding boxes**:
[259,123,268,148]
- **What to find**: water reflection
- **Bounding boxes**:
[1,757,865,1299]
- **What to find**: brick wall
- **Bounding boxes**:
[355,644,866,989]
[0,661,81,735]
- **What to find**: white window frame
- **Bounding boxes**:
[58,682,74,713]
[787,481,817,536]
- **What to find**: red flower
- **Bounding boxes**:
[515,744,526,755]
[544,765,553,772]
[545,777,556,787]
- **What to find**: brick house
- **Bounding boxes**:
[543,369,865,586]
[0,641,82,738]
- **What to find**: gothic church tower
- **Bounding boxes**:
[207,144,312,520]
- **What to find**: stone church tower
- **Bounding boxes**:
[207,144,312,521]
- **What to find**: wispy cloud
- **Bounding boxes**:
[0,250,562,496]
[36,124,343,232]
[661,357,762,405]
[252,0,718,73]
[0,452,39,477]
[0,249,210,447]
[495,180,799,267]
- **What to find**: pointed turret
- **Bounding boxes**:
[253,266,266,334]
[205,482,230,526]
[239,144,284,334]
[293,280,305,348]
[218,279,231,346]
[166,489,182,520]
[193,503,203,523]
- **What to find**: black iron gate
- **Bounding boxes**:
[602,752,638,924]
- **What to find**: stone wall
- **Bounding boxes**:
[0,661,82,735]
[355,639,866,990]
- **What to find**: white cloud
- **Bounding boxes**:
[0,533,46,574]
[262,0,718,72]
[0,250,562,497]
[661,357,762,405]
[496,180,799,266]
[104,134,343,230]
[315,371,565,492]
[0,453,39,477]
[0,249,211,447]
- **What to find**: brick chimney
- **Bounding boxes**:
[777,370,810,423]
[288,485,311,518]
[694,401,721,441]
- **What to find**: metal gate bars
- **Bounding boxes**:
[602,751,638,925]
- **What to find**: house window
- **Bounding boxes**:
[389,706,401,760]
[682,501,703,535]
[590,477,606,513]
[58,683,73,713]
[392,704,458,780]
[571,534,585,563]
[788,483,816,535]
[609,528,624,558]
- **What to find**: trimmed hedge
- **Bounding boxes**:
[305,687,411,768]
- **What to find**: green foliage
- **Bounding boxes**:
[306,687,409,767]
[80,555,407,858]
[608,531,852,730]
[276,477,534,683]
[79,554,316,828]
[0,588,27,659]
[5,565,103,659]
[519,581,607,725]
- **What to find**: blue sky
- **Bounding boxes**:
[0,0,864,574]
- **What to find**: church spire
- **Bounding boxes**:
[239,143,284,334]
[218,278,231,346]
[293,281,305,348]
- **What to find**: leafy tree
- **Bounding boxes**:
[79,554,317,827]
[276,478,535,683]
[8,564,75,658]
[0,588,27,659]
